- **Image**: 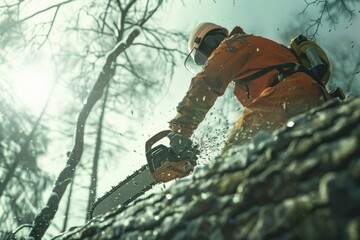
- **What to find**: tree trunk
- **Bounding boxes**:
[62,173,75,233]
[0,156,19,198]
[54,97,360,240]
[86,83,109,219]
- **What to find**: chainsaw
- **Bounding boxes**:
[88,130,197,219]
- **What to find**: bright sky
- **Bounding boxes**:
[8,58,56,113]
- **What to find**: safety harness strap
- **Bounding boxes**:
[237,62,345,101]
[237,62,314,99]
[238,62,305,83]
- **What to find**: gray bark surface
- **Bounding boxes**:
[54,97,360,240]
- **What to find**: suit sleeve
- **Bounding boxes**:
[169,35,251,136]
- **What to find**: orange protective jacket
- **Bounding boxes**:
[169,27,330,149]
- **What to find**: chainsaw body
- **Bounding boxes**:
[89,130,196,219]
[145,130,195,182]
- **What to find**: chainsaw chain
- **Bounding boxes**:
[87,165,157,220]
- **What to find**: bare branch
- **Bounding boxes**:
[36,5,60,49]
[300,0,356,39]
[139,0,163,27]
[132,42,186,55]
[19,0,75,22]
[100,0,112,34]
[117,0,136,41]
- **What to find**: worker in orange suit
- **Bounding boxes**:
[168,22,332,156]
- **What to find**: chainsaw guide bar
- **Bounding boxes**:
[88,130,195,220]
[88,165,158,220]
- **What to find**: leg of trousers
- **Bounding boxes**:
[221,73,330,155]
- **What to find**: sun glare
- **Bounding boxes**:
[10,62,55,114]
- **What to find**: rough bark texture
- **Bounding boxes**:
[54,97,360,240]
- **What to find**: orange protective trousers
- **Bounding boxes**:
[223,72,329,153]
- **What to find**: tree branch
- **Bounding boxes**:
[301,0,355,39]
[19,0,75,22]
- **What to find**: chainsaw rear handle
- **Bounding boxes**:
[145,130,171,153]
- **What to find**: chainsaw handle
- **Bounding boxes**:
[145,130,172,153]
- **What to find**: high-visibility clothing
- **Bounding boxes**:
[169,27,330,151]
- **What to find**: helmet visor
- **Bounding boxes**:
[184,47,209,75]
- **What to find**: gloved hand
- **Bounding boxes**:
[167,132,199,164]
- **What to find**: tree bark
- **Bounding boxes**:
[54,97,360,240]
[86,83,109,219]
[62,172,75,233]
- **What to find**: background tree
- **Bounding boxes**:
[279,0,359,96]
[0,79,52,238]
[52,0,189,232]
[1,0,188,238]
[300,0,357,39]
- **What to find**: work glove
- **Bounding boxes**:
[167,132,199,165]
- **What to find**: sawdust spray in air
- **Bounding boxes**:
[192,115,232,164]
[191,89,240,165]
